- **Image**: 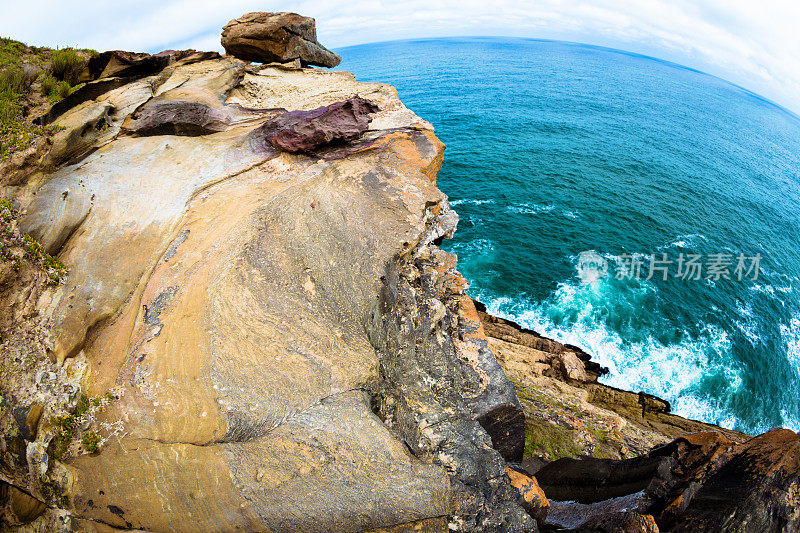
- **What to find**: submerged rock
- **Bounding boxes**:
[221,12,341,67]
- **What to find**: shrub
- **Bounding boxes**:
[50,48,85,85]
[40,74,56,95]
[48,79,71,103]
[0,38,25,67]
[0,66,37,95]
[81,431,100,453]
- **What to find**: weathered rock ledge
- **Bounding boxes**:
[1,15,799,533]
[1,26,532,532]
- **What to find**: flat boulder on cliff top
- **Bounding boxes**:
[256,95,378,153]
[221,12,341,67]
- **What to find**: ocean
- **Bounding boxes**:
[335,37,800,435]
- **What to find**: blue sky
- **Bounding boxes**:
[1,0,798,115]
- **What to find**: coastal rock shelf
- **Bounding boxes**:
[1,12,798,533]
[0,21,530,531]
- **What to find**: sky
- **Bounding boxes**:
[1,1,798,115]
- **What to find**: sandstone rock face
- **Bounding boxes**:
[4,17,797,533]
[1,44,530,532]
[221,12,341,68]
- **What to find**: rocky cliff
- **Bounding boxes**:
[1,12,798,533]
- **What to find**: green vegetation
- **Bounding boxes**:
[524,422,582,460]
[50,393,91,459]
[50,48,86,85]
[39,75,71,102]
[1,198,66,283]
[50,393,112,459]
[81,431,100,453]
[0,37,95,158]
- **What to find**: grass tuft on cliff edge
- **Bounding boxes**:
[0,37,95,159]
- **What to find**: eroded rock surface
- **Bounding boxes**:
[1,35,531,532]
[221,12,341,68]
[2,14,798,533]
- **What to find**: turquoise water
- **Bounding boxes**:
[336,38,800,435]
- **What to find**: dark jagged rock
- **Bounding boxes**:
[87,50,167,81]
[535,453,669,504]
[506,465,550,522]
[366,212,534,531]
[644,431,736,520]
[258,96,379,153]
[535,430,800,532]
[478,403,526,462]
[221,12,341,67]
[663,429,800,532]
[84,50,220,81]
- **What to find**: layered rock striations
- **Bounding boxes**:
[1,14,799,533]
[0,20,531,533]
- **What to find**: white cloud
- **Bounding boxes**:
[1,0,798,114]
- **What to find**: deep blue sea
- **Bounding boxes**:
[335,38,800,435]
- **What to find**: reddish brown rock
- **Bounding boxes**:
[221,12,341,67]
[257,96,378,153]
[123,100,233,136]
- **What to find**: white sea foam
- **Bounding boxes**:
[449,238,495,256]
[780,313,800,376]
[780,409,800,432]
[449,198,495,207]
[505,203,581,220]
[735,302,762,345]
[750,283,794,298]
[663,234,707,249]
[506,203,556,215]
[478,276,743,429]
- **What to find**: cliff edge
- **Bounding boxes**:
[1,13,531,532]
[1,12,798,533]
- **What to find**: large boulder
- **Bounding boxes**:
[258,95,378,153]
[221,12,341,67]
